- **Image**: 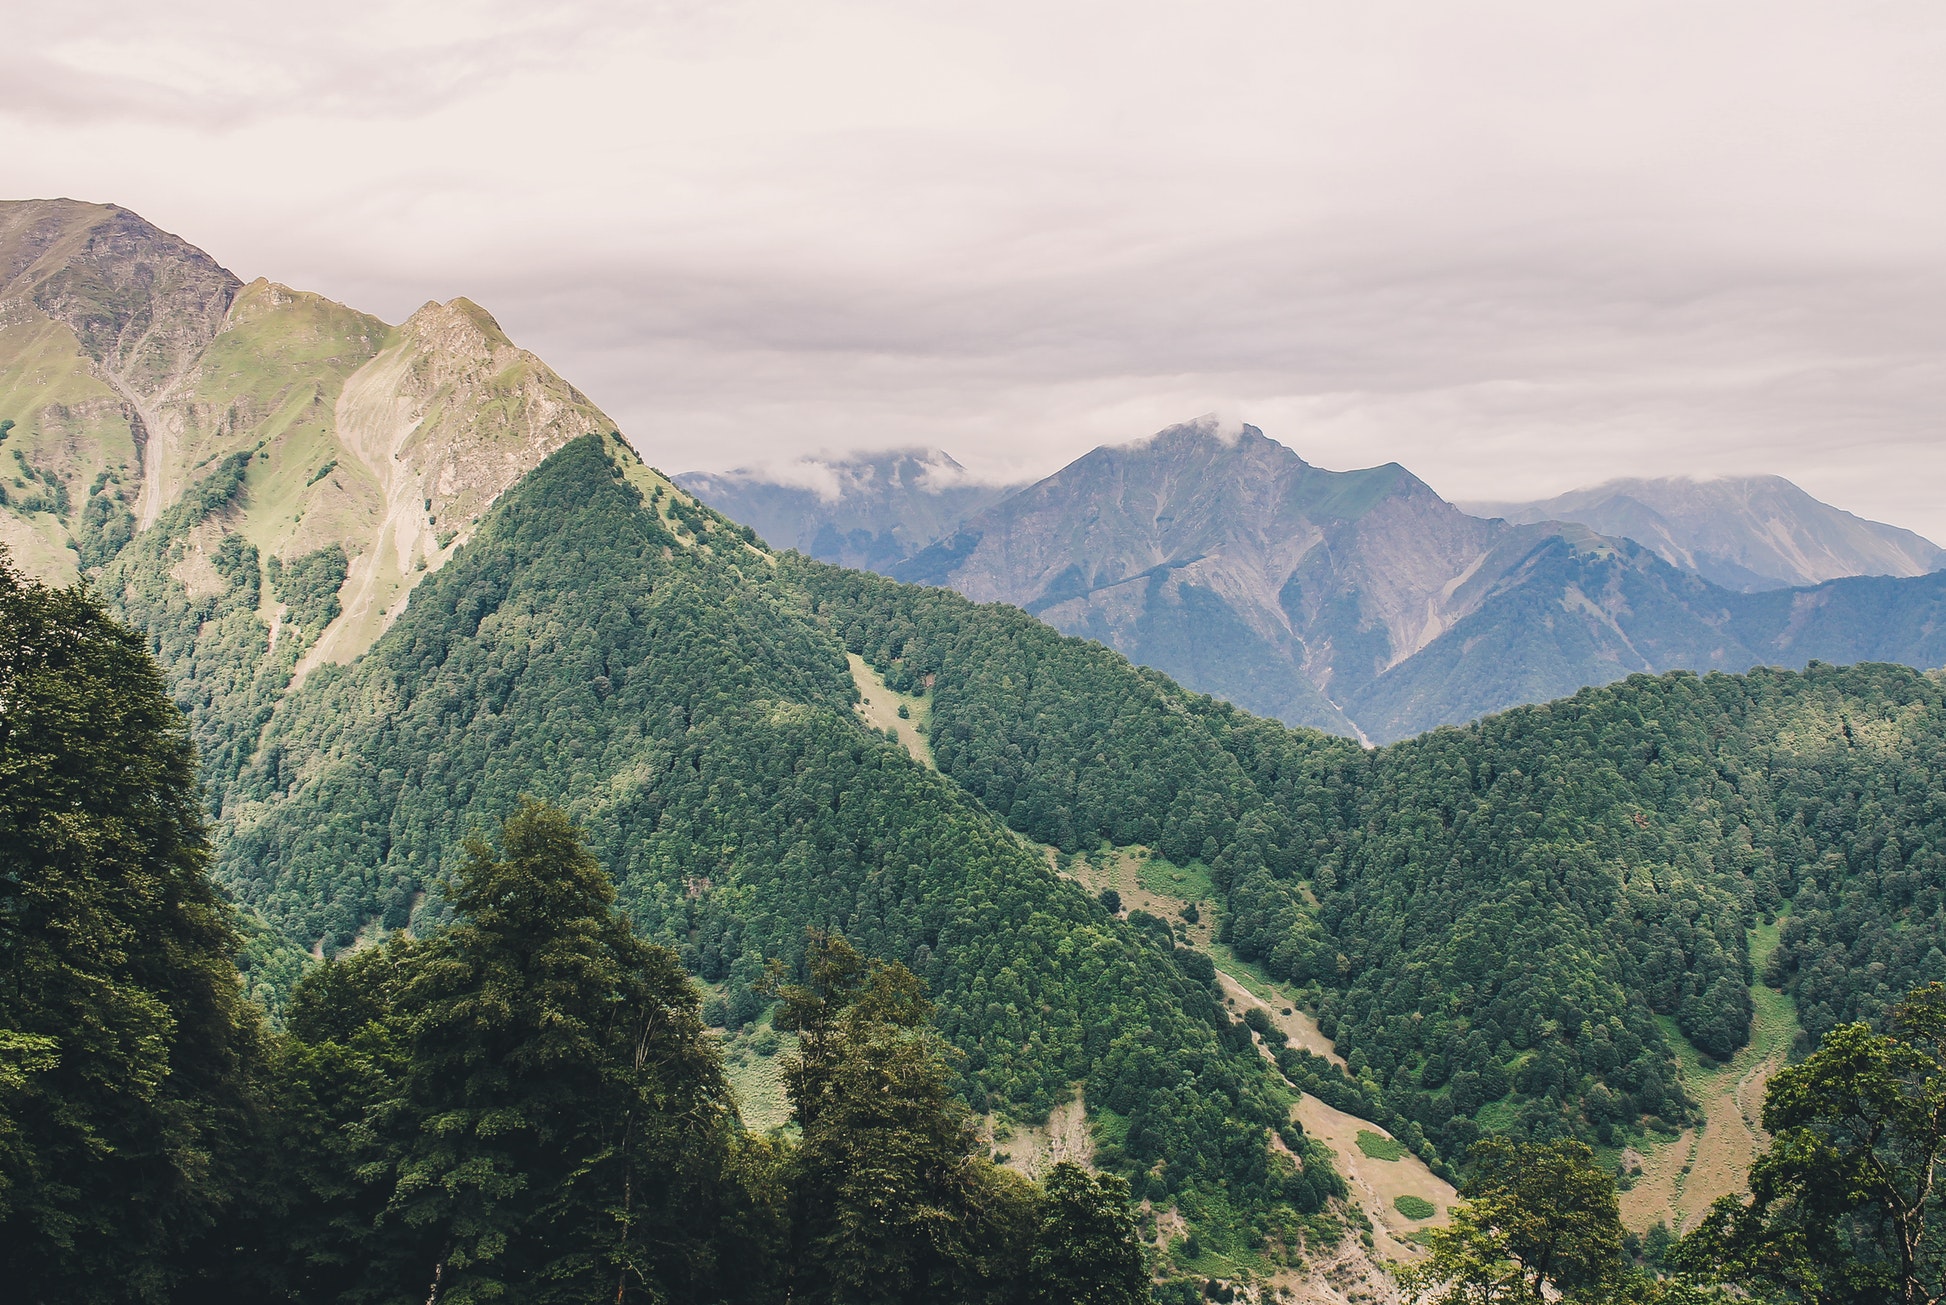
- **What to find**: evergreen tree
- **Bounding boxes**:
[0,555,269,1304]
[774,933,1037,1305]
[311,800,755,1304]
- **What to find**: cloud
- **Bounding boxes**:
[8,0,1946,536]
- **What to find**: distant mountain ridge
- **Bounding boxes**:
[1465,475,1946,591]
[675,449,1021,572]
[686,418,1946,741]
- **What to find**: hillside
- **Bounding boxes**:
[1466,474,1946,591]
[893,418,1500,735]
[0,198,614,666]
[800,561,1946,1188]
[13,201,1946,1288]
[200,432,1342,1271]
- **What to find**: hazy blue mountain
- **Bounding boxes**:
[895,417,1502,735]
[1464,475,1946,591]
[867,419,1946,742]
[676,448,1021,572]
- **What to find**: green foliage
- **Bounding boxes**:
[0,555,269,1303]
[1027,1162,1151,1305]
[75,471,135,569]
[1674,981,1946,1305]
[795,563,1946,1168]
[1395,1194,1437,1220]
[271,801,773,1304]
[264,544,347,634]
[773,933,1036,1304]
[1402,1138,1626,1304]
[1358,1130,1408,1161]
[208,436,1329,1245]
[101,451,297,800]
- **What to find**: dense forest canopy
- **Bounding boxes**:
[0,563,1165,1302]
[96,436,1337,1264]
[798,562,1946,1165]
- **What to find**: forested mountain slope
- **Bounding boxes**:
[202,432,1338,1258]
[800,561,1946,1170]
[1466,474,1946,591]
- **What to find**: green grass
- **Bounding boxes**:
[1394,1194,1437,1220]
[1473,1098,1520,1133]
[1136,854,1215,903]
[1356,1130,1407,1161]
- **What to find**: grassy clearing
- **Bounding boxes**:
[1621,911,1803,1233]
[1356,1130,1407,1161]
[712,1006,798,1134]
[1136,854,1215,903]
[847,653,935,767]
[1394,1194,1437,1220]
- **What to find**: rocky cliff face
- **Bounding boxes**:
[1466,475,1946,591]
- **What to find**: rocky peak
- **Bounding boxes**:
[0,199,240,400]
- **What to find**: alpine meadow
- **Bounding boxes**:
[6,191,1946,1305]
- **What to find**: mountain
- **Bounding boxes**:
[806,561,1946,1228]
[1464,474,1946,592]
[0,204,1355,1269]
[893,418,1512,736]
[795,420,1941,742]
[17,199,1946,1279]
[0,198,613,666]
[676,448,1020,572]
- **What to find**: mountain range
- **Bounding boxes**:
[10,198,1946,1291]
[683,420,1946,742]
[1466,474,1946,591]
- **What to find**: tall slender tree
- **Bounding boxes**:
[0,556,269,1304]
[773,933,1038,1305]
[327,800,759,1304]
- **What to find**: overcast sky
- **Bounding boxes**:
[8,1,1945,534]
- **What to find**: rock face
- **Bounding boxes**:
[1466,475,1946,591]
[0,198,616,667]
[678,448,1020,572]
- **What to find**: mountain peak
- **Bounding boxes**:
[1118,412,1258,448]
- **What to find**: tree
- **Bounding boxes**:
[773,932,1036,1305]
[0,555,270,1303]
[1403,1138,1626,1304]
[1026,1161,1150,1305]
[1675,981,1946,1305]
[341,800,751,1304]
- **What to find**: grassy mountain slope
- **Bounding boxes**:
[0,199,616,681]
[209,432,1340,1264]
